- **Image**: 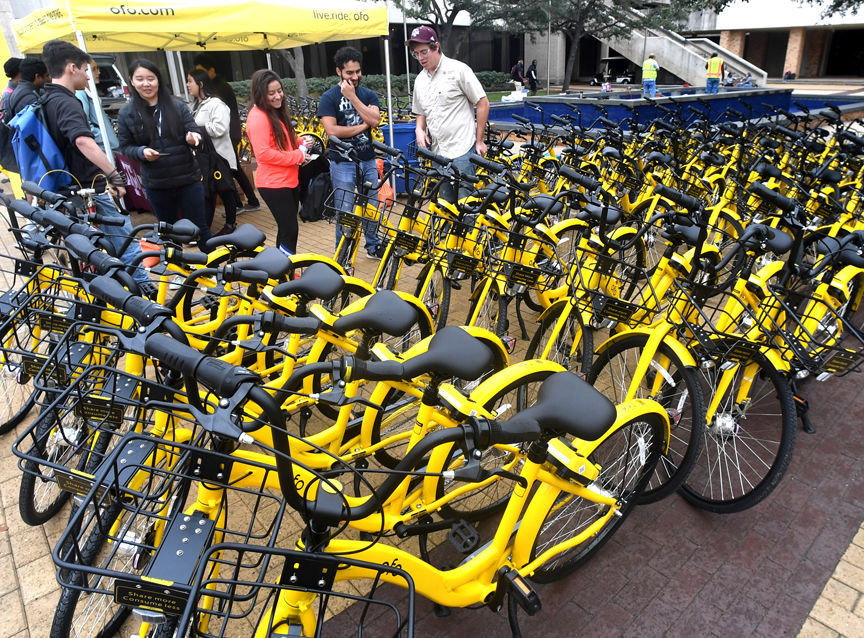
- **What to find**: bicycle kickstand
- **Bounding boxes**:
[790,381,815,434]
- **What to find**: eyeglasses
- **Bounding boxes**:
[411,48,433,59]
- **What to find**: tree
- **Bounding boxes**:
[279,47,308,98]
[392,0,507,59]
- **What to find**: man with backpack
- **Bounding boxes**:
[38,39,150,289]
[3,58,49,120]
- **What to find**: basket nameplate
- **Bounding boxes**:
[21,353,67,384]
[337,212,361,229]
[38,312,74,334]
[74,395,123,426]
[114,579,187,616]
[822,351,857,374]
[55,468,111,502]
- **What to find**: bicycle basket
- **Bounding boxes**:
[323,189,383,231]
[377,199,431,257]
[569,243,659,329]
[176,543,415,637]
[484,226,566,293]
[765,284,864,377]
[429,215,488,280]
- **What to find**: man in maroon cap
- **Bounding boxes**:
[407,25,489,202]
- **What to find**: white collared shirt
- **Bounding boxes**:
[412,54,486,159]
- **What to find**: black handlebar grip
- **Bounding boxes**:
[468,153,506,174]
[550,114,570,126]
[748,182,797,212]
[349,358,406,382]
[221,265,271,285]
[262,312,322,336]
[88,275,171,324]
[64,233,99,261]
[511,114,531,125]
[145,333,205,379]
[559,165,600,191]
[371,140,401,157]
[654,183,702,212]
[177,251,209,266]
[89,212,125,227]
[327,135,352,151]
[776,125,802,140]
[838,130,864,148]
[9,199,40,220]
[88,274,136,309]
[598,116,618,128]
[415,145,452,167]
[21,181,65,204]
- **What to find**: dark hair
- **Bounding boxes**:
[193,52,219,73]
[4,58,22,79]
[334,46,362,70]
[127,58,183,142]
[42,40,88,78]
[20,58,47,83]
[186,68,213,101]
[250,69,298,151]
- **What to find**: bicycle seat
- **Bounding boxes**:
[561,145,588,157]
[332,290,417,337]
[645,151,673,165]
[204,224,267,252]
[602,147,622,160]
[235,247,293,279]
[576,201,622,226]
[523,195,565,217]
[524,141,546,152]
[742,224,794,254]
[475,185,510,205]
[501,371,616,441]
[699,151,725,167]
[401,326,494,380]
[271,262,344,299]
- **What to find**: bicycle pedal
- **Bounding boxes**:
[450,280,462,291]
[447,519,481,554]
[488,567,542,615]
[501,335,517,353]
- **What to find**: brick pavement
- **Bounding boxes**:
[0,197,861,637]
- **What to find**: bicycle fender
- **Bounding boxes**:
[594,327,698,368]
[341,275,375,296]
[547,218,589,244]
[536,297,571,322]
[289,252,348,277]
[750,259,786,286]
[759,346,790,373]
[596,398,671,454]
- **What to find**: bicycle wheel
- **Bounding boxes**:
[373,244,400,290]
[680,351,796,513]
[437,369,555,521]
[588,333,706,503]
[0,317,41,434]
[19,403,91,526]
[335,232,358,273]
[50,500,129,638]
[467,286,507,337]
[525,305,594,377]
[529,413,665,583]
[414,265,450,330]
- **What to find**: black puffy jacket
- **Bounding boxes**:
[117,97,202,189]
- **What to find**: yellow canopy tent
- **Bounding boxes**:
[12,0,396,162]
[13,0,389,53]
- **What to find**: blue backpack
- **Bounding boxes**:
[8,97,74,193]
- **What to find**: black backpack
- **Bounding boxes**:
[300,171,332,222]
[0,119,18,172]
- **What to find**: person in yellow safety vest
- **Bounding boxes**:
[642,54,659,99]
[705,52,724,94]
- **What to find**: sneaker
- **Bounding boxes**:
[365,249,381,260]
[278,244,294,257]
[215,224,236,237]
[239,202,261,213]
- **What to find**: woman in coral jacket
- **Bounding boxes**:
[244,69,310,255]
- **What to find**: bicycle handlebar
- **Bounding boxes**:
[21,181,65,205]
[748,182,797,213]
[654,183,702,213]
[371,139,401,157]
[88,273,173,325]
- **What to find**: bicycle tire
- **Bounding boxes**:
[525,305,594,378]
[414,265,450,330]
[373,244,400,290]
[19,403,90,526]
[680,350,796,513]
[0,318,41,434]
[50,500,129,638]
[466,287,507,337]
[587,333,706,503]
[335,233,358,272]
[528,412,665,583]
[437,368,556,521]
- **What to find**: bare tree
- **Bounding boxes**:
[279,47,308,98]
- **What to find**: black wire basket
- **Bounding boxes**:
[323,189,384,232]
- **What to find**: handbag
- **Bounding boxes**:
[194,131,234,198]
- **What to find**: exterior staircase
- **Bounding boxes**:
[606,26,767,86]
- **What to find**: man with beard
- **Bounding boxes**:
[317,46,381,258]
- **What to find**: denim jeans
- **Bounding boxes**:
[642,79,656,99]
[91,192,149,284]
[439,148,478,204]
[706,78,720,94]
[145,181,213,250]
[329,159,380,254]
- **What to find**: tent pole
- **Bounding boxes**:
[402,8,411,97]
[73,30,115,168]
[165,51,183,97]
[384,36,394,149]
[266,51,273,70]
[176,51,190,100]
